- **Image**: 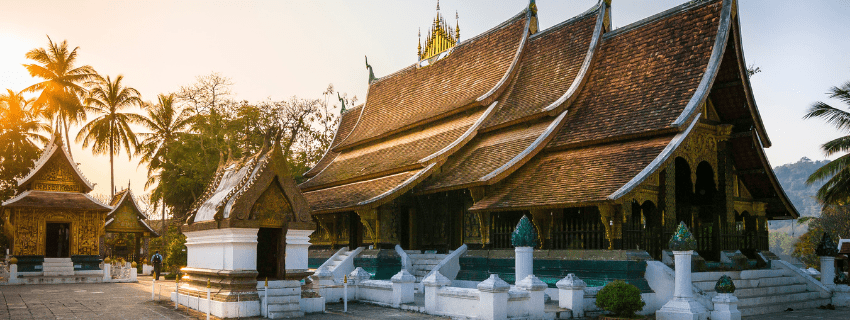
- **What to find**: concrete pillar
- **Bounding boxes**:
[477,274,510,320]
[821,256,836,288]
[517,275,547,319]
[657,250,708,320]
[102,264,112,282]
[556,273,586,317]
[8,264,18,284]
[285,229,314,272]
[514,246,533,285]
[423,271,451,314]
[711,293,741,320]
[391,269,416,307]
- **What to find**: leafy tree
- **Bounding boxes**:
[76,74,144,196]
[803,79,850,205]
[22,36,99,157]
[793,204,850,268]
[0,89,48,200]
[769,232,796,256]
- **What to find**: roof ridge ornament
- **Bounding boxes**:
[338,92,347,114]
[365,56,377,83]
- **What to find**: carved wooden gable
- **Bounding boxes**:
[30,157,84,193]
[105,191,158,235]
[250,178,294,228]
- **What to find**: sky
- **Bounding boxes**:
[1,0,849,203]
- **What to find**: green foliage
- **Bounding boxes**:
[793,204,850,268]
[595,280,645,318]
[149,223,186,273]
[803,80,850,205]
[769,232,796,256]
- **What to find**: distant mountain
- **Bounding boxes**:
[769,157,829,235]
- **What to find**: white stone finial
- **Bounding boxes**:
[391,269,416,283]
[517,275,547,291]
[349,267,371,281]
[422,271,451,287]
[477,274,510,293]
[556,273,587,290]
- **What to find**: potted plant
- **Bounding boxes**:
[595,280,646,319]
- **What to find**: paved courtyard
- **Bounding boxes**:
[0,276,846,319]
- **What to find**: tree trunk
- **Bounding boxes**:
[110,124,114,197]
[63,117,73,160]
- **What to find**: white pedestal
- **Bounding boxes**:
[285,229,313,273]
[820,256,836,288]
[185,228,258,271]
[711,293,741,320]
[657,250,708,320]
[514,246,533,285]
[142,264,153,275]
[102,264,112,282]
[556,274,586,317]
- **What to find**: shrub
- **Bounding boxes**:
[595,280,645,318]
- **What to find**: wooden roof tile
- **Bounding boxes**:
[304,170,420,214]
[470,135,673,211]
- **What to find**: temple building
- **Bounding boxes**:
[102,187,159,262]
[302,0,797,262]
[1,135,110,270]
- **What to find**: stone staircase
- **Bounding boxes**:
[317,247,363,281]
[261,280,302,319]
[406,251,449,283]
[43,258,74,276]
[692,268,831,316]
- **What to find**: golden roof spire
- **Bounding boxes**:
[418,0,459,61]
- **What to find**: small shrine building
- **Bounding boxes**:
[103,187,159,262]
[178,142,315,317]
[300,0,798,262]
[1,135,110,265]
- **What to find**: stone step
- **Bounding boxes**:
[43,271,75,277]
[739,298,832,317]
[43,258,72,263]
[731,284,809,298]
[268,310,304,319]
[265,295,299,304]
[691,269,791,282]
[737,291,822,308]
[19,275,102,285]
[268,302,300,312]
[694,276,801,291]
[266,288,299,296]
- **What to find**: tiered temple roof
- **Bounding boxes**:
[104,188,158,235]
[300,0,798,220]
[1,135,110,212]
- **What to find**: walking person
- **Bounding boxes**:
[151,251,163,280]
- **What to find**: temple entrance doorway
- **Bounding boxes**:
[45,222,71,258]
[257,227,284,279]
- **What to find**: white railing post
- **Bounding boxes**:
[343,275,348,312]
[517,275,547,319]
[264,277,269,317]
[422,271,451,314]
[657,223,708,320]
[152,278,156,300]
[557,273,587,318]
[175,274,180,310]
[477,274,510,320]
[206,280,211,320]
[391,269,416,307]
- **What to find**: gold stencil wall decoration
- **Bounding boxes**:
[11,208,104,256]
[13,208,43,255]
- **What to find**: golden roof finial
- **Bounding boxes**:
[436,0,440,12]
[456,10,460,40]
[418,0,459,62]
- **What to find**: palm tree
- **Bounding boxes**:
[22,36,100,158]
[0,89,49,179]
[137,93,191,232]
[804,80,850,205]
[76,74,144,196]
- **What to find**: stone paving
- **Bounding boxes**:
[743,306,850,320]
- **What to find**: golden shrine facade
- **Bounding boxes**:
[1,136,110,258]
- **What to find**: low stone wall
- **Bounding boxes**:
[432,287,479,318]
[357,280,394,305]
